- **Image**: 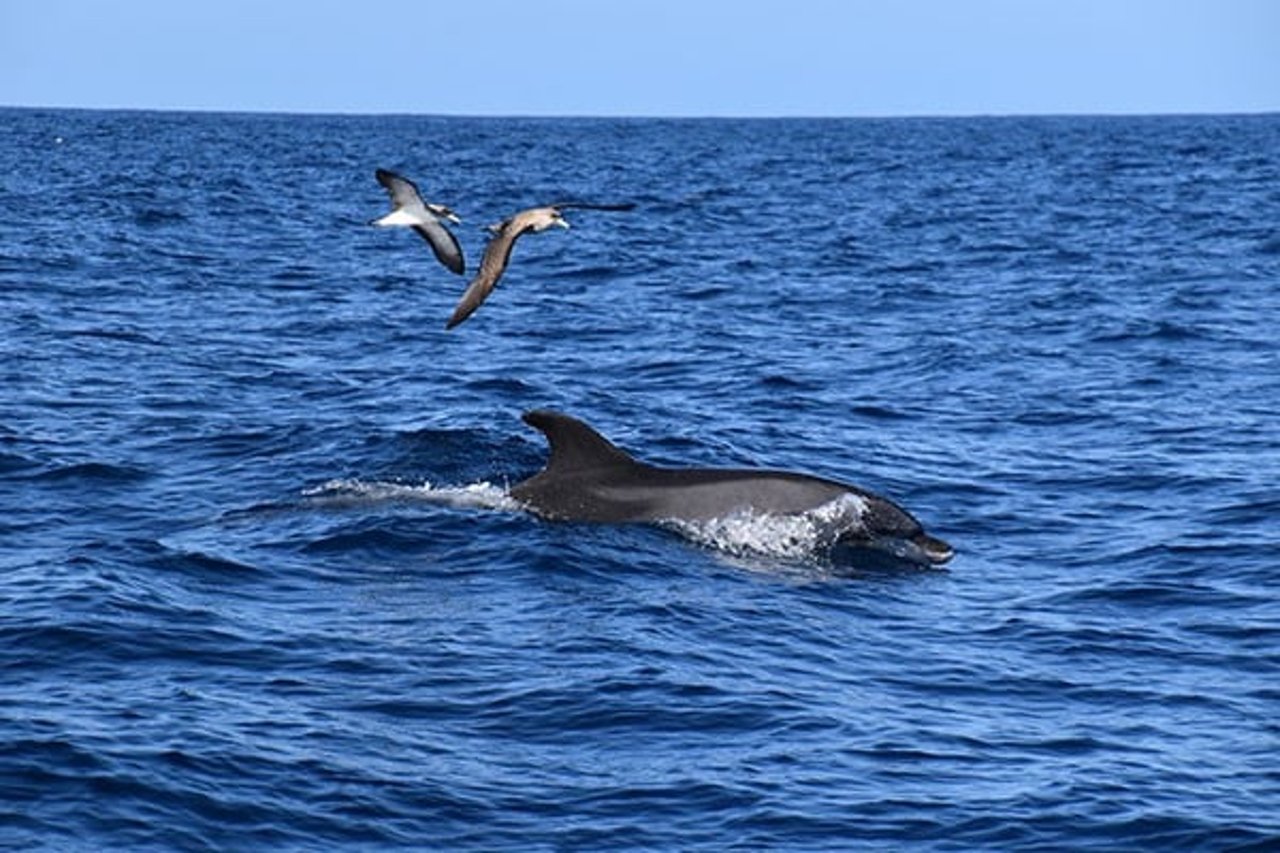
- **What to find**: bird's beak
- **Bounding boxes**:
[556,219,571,230]
[446,213,463,225]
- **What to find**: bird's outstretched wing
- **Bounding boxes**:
[375,168,425,210]
[446,218,527,329]
[412,222,465,275]
[550,201,637,212]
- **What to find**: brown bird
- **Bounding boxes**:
[445,201,635,330]
[371,168,466,275]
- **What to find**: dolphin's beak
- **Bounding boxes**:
[915,534,954,565]
[834,530,954,569]
[556,219,571,230]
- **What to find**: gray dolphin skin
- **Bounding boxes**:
[510,410,954,566]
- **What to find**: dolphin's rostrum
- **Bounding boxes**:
[510,410,954,566]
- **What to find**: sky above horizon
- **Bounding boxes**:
[1,1,1276,117]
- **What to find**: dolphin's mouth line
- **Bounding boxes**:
[836,533,954,568]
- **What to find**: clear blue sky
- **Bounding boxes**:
[2,0,1275,117]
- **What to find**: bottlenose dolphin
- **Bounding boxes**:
[510,410,954,566]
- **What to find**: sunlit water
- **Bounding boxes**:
[2,109,1278,850]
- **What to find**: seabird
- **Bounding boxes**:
[445,201,635,330]
[371,168,465,275]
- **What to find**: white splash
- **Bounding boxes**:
[661,493,871,560]
[302,478,522,512]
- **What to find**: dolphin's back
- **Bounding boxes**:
[605,467,850,520]
[514,410,865,522]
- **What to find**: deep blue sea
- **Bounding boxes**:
[2,108,1278,850]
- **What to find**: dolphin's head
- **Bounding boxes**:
[835,492,954,568]
[833,530,954,569]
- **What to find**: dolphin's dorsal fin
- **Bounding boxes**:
[522,410,638,474]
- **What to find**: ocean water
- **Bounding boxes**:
[1,108,1278,850]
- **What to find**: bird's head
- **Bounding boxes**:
[429,204,462,225]
[532,208,570,232]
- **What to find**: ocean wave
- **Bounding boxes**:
[302,478,522,513]
[29,461,151,484]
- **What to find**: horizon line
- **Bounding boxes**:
[3,102,1278,122]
